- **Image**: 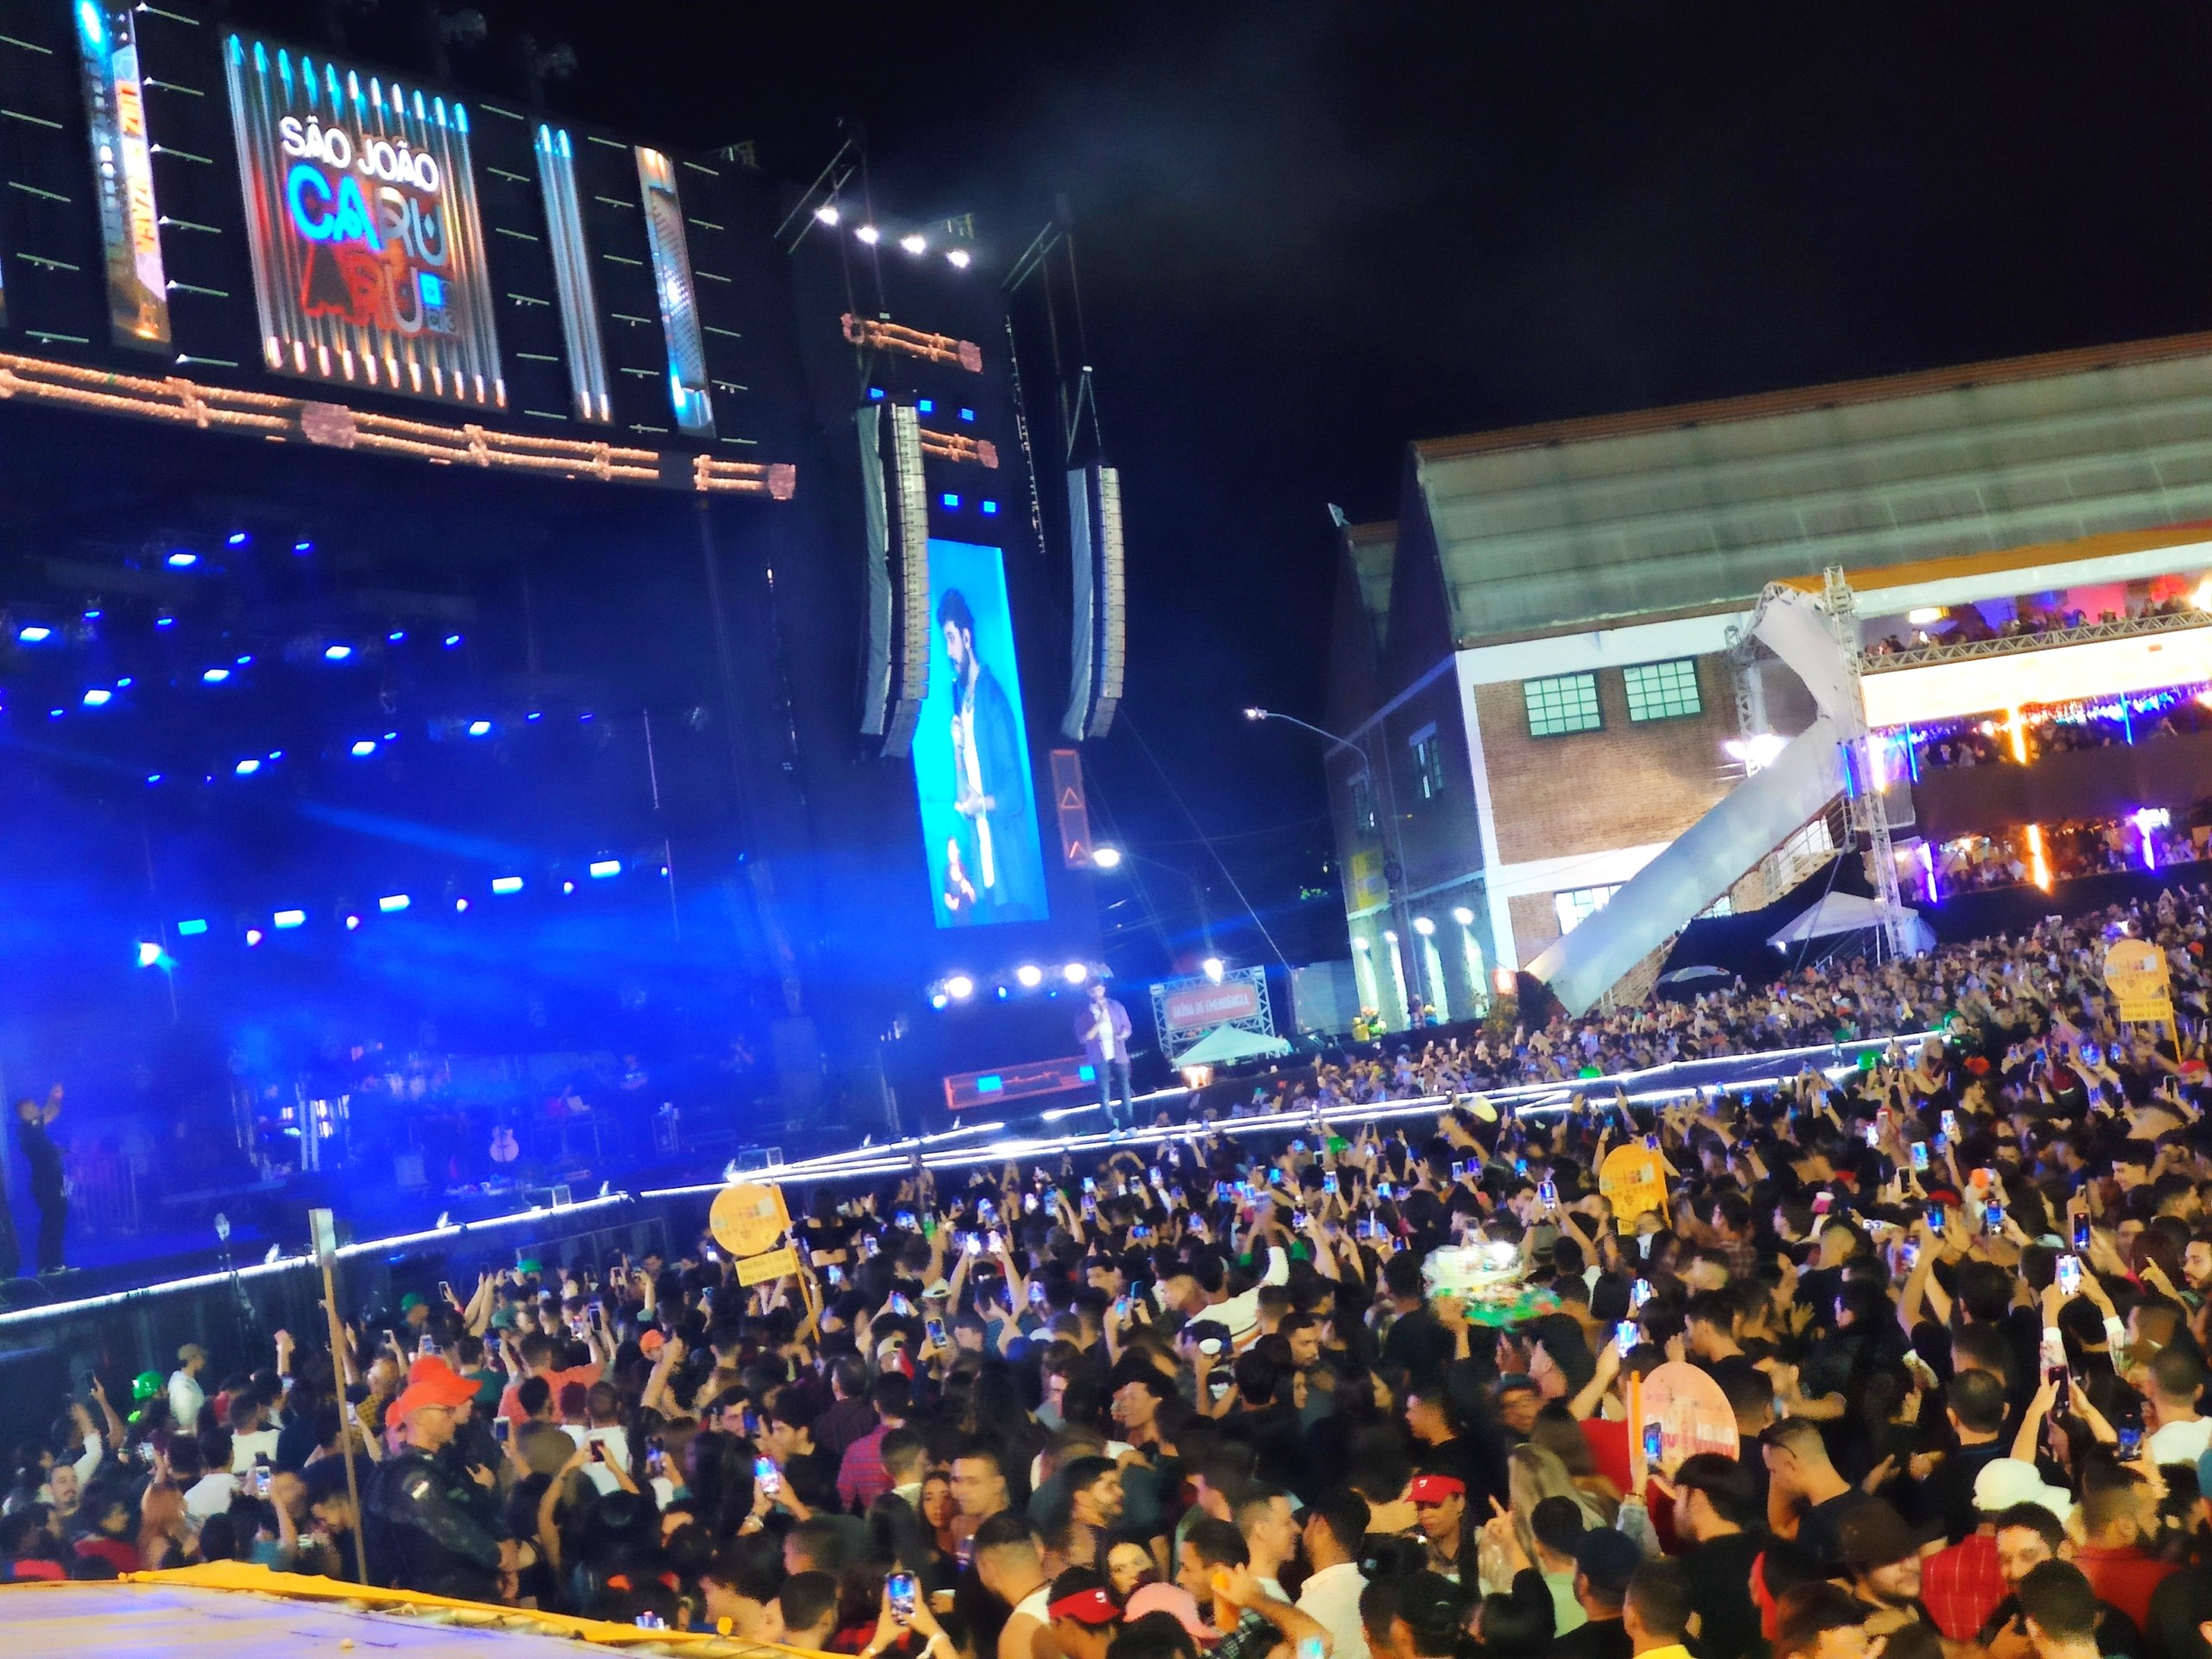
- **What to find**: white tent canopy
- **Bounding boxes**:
[1174,1024,1293,1065]
[1766,892,1935,952]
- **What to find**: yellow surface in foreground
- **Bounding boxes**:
[0,1561,835,1657]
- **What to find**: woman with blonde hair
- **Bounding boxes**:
[1527,1407,1623,1522]
[1477,1445,1615,1595]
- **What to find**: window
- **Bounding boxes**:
[1624,658,1701,722]
[1348,775,1376,834]
[1553,884,1621,937]
[1409,725,1446,800]
[1524,672,1601,737]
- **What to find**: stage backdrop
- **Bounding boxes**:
[912,538,1048,928]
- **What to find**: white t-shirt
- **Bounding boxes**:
[1298,1561,1370,1659]
[580,1426,632,1495]
[168,1370,206,1433]
[230,1429,280,1473]
[183,1471,238,1520]
[2148,1415,2212,1467]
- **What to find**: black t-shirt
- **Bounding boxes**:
[16,1121,61,1192]
[1681,1531,1764,1659]
[1793,1487,1875,1576]
[1919,1440,2005,1546]
[1550,1614,1632,1659]
[2144,1562,2212,1659]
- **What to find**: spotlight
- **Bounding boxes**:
[931,991,950,1010]
[136,941,162,968]
[294,541,313,554]
[155,614,174,629]
[81,609,100,621]
[1062,962,1090,986]
[388,630,406,643]
[17,626,51,643]
[344,914,359,930]
[1413,916,1435,937]
[855,224,880,245]
[899,232,926,255]
[946,248,971,270]
[234,759,261,776]
[234,656,251,667]
[1382,929,1398,944]
[227,532,248,546]
[1090,846,1123,869]
[165,550,197,568]
[202,669,231,683]
[378,893,410,913]
[814,202,840,226]
[1451,906,1475,925]
[273,909,306,930]
[944,973,976,1001]
[323,644,353,661]
[444,633,462,647]
[588,859,621,879]
[1015,963,1044,988]
[562,880,575,894]
[454,898,469,912]
[467,719,492,736]
[145,773,162,785]
[80,689,111,707]
[1202,957,1225,983]
[176,919,207,937]
[995,984,1010,1001]
[492,876,524,894]
[350,741,376,756]
[116,677,131,688]
[245,928,264,946]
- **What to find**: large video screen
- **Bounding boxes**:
[222,33,505,408]
[913,539,1048,928]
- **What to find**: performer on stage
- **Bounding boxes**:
[1076,982,1135,1132]
[15,1084,67,1274]
[939,588,1041,923]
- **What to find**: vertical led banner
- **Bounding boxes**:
[534,126,610,424]
[76,1,170,351]
[222,32,504,407]
[632,146,713,436]
[913,538,1049,927]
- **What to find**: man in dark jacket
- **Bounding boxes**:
[362,1357,514,1602]
[15,1086,66,1274]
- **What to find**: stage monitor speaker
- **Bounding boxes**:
[855,401,934,758]
[1050,748,1094,867]
[1060,462,1125,741]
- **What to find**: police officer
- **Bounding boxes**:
[362,1355,518,1600]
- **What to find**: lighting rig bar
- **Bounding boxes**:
[0,350,798,497]
[842,313,983,372]
[918,427,999,468]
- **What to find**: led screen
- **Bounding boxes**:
[913,539,1048,927]
[77,0,169,350]
[222,32,504,407]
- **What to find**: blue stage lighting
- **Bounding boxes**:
[388,630,406,643]
[958,407,976,423]
[81,608,100,620]
[454,898,470,912]
[144,773,162,785]
[234,759,260,776]
[467,720,492,736]
[245,928,264,946]
[235,655,252,666]
[931,991,950,1010]
[344,914,359,930]
[81,689,111,707]
[443,634,462,647]
[350,741,377,756]
[562,881,575,894]
[526,711,542,721]
[942,493,960,509]
[226,531,248,546]
[588,859,621,879]
[202,668,230,683]
[176,918,207,936]
[492,876,524,894]
[267,749,283,760]
[115,677,131,688]
[868,387,885,401]
[273,909,306,930]
[294,541,313,554]
[378,893,410,913]
[323,644,353,661]
[166,550,197,568]
[136,941,162,968]
[944,975,975,1001]
[982,499,1000,515]
[155,615,174,629]
[17,626,51,643]
[918,397,934,414]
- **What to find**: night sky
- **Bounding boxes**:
[270,0,2212,971]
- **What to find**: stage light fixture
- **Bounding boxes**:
[562,880,575,894]
[1062,962,1090,985]
[115,677,130,688]
[388,630,406,643]
[444,633,462,647]
[941,493,960,509]
[946,248,970,269]
[982,499,999,515]
[1451,906,1476,925]
[273,910,306,930]
[155,615,174,629]
[1090,846,1123,869]
[202,668,230,683]
[176,918,207,936]
[467,720,493,736]
[344,914,359,930]
[814,202,840,226]
[227,531,248,546]
[931,991,950,1010]
[81,689,111,707]
[81,608,100,620]
[1015,963,1044,988]
[323,644,353,661]
[492,876,524,894]
[1202,957,1225,982]
[235,656,251,666]
[294,541,313,554]
[350,741,376,756]
[995,984,1010,1000]
[1413,916,1435,936]
[268,750,283,760]
[588,859,621,879]
[17,626,51,643]
[234,759,261,776]
[378,893,410,913]
[454,898,469,912]
[944,973,976,1000]
[899,232,926,255]
[136,942,162,968]
[526,712,542,721]
[47,709,61,720]
[145,773,162,785]
[245,928,264,946]
[855,224,880,245]
[165,550,197,568]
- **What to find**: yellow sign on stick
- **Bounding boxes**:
[709,1181,790,1258]
[2104,939,2176,1027]
[1599,1143,1667,1228]
[736,1245,801,1287]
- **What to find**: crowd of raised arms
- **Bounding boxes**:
[25,893,2212,1659]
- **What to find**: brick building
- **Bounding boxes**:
[1326,333,2212,1028]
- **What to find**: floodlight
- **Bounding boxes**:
[81,689,111,707]
[273,910,306,930]
[492,876,523,894]
[588,859,621,879]
[1014,963,1044,988]
[855,224,880,245]
[944,974,976,1001]
[1062,962,1090,985]
[814,203,840,226]
[323,644,353,661]
[946,249,970,269]
[1090,846,1123,869]
[378,893,410,913]
[166,551,197,568]
[899,232,927,255]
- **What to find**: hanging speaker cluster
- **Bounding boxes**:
[856,400,934,757]
[1060,461,1125,741]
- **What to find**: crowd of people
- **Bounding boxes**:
[1929,820,2203,897]
[1866,590,2206,659]
[18,892,2212,1659]
[1910,701,2208,776]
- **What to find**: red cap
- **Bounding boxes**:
[1049,1588,1121,1626]
[639,1330,667,1357]
[1408,1473,1465,1504]
[390,1355,479,1422]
